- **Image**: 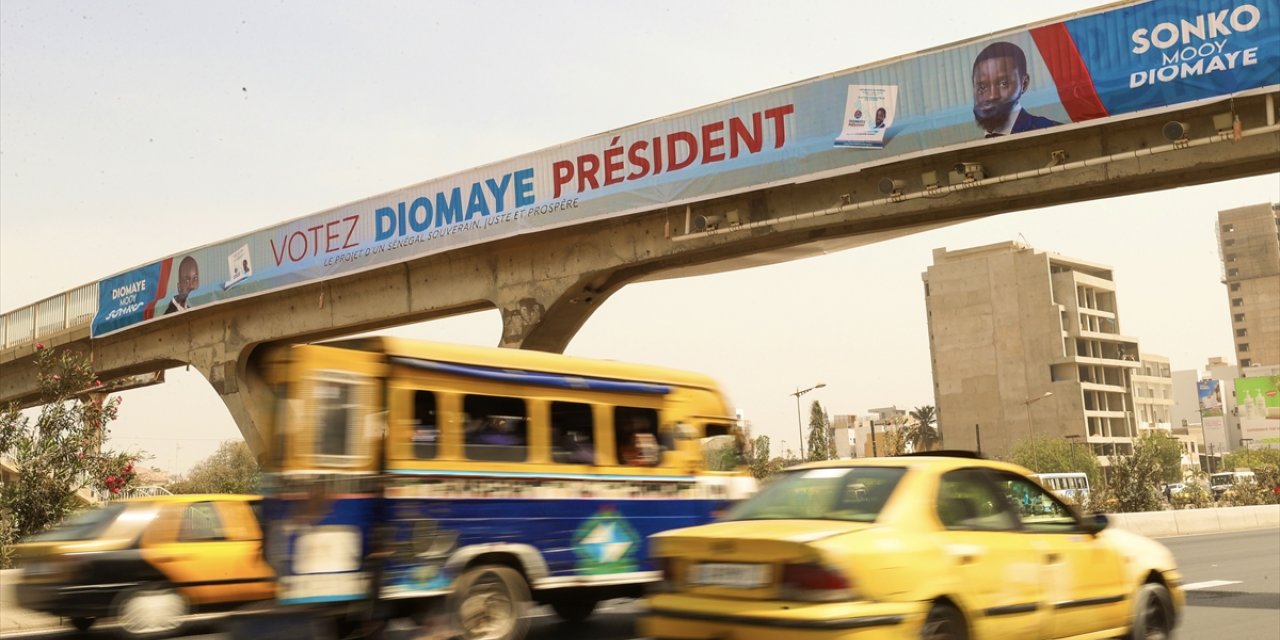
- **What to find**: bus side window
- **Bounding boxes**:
[312,377,368,464]
[463,395,528,462]
[615,407,660,466]
[412,390,438,460]
[551,401,595,464]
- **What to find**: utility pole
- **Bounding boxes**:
[974,424,982,456]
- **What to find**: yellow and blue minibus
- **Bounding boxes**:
[254,337,754,638]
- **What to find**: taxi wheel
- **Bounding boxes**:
[550,598,597,623]
[450,565,531,640]
[115,584,188,638]
[1130,583,1174,640]
[71,616,96,631]
[920,602,969,640]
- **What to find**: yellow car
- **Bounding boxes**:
[14,494,274,637]
[641,455,1182,640]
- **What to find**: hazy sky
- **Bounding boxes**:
[2,1,1277,473]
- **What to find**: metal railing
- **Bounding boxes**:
[1,283,98,349]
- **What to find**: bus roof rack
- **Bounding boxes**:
[902,450,986,459]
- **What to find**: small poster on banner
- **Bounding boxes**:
[834,85,898,148]
[224,244,253,290]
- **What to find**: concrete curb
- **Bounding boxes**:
[0,569,64,634]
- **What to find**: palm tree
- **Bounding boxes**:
[908,405,940,452]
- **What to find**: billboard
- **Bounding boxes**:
[1198,379,1227,449]
[91,0,1280,337]
[1234,375,1280,447]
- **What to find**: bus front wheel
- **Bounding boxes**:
[451,565,531,640]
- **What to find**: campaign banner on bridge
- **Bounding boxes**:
[90,0,1280,337]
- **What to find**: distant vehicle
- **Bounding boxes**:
[642,456,1183,640]
[1163,483,1187,499]
[14,494,273,637]
[1031,471,1091,503]
[1209,470,1257,500]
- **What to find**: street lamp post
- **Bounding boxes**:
[1064,434,1081,471]
[790,383,826,460]
[1025,391,1054,471]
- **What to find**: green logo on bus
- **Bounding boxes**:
[573,507,639,574]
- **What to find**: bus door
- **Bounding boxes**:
[266,345,386,607]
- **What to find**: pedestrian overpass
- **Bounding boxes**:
[2,0,1278,455]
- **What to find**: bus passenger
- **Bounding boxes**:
[474,418,520,445]
[620,416,660,466]
[563,429,595,464]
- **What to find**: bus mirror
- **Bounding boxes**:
[674,422,698,440]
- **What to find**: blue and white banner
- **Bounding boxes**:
[92,0,1280,337]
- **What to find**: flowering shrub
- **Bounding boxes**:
[1,346,142,567]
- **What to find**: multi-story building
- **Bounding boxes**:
[1132,353,1173,433]
[830,414,855,458]
[923,242,1141,463]
[1217,202,1280,368]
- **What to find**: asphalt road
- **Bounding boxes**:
[1162,528,1280,639]
[5,528,1275,640]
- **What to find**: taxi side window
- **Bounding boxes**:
[995,473,1081,533]
[179,502,226,542]
[936,469,1018,531]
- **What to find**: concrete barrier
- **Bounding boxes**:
[1109,504,1279,538]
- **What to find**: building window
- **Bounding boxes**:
[1222,223,1235,232]
[1230,282,1242,291]
[1236,328,1248,337]
[1232,298,1244,307]
[1242,359,1252,367]
[1224,238,1235,246]
[1239,343,1250,352]
[1226,254,1237,262]
[1234,313,1246,322]
[1228,268,1240,277]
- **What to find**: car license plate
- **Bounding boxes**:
[690,562,768,588]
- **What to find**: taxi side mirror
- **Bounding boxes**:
[1084,513,1110,535]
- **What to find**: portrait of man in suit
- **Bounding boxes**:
[971,41,1060,137]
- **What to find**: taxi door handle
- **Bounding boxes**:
[156,554,194,563]
[1044,553,1060,564]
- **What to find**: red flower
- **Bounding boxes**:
[36,342,45,350]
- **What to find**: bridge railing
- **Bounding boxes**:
[1,283,97,349]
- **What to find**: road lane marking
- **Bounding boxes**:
[1181,580,1242,590]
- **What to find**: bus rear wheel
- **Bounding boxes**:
[451,565,530,640]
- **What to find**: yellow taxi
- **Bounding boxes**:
[641,454,1182,640]
[14,494,274,637]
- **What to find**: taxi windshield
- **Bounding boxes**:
[721,466,906,523]
[25,502,128,542]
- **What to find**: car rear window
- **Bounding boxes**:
[25,502,128,542]
[721,466,906,523]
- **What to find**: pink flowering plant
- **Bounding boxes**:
[1,345,143,567]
